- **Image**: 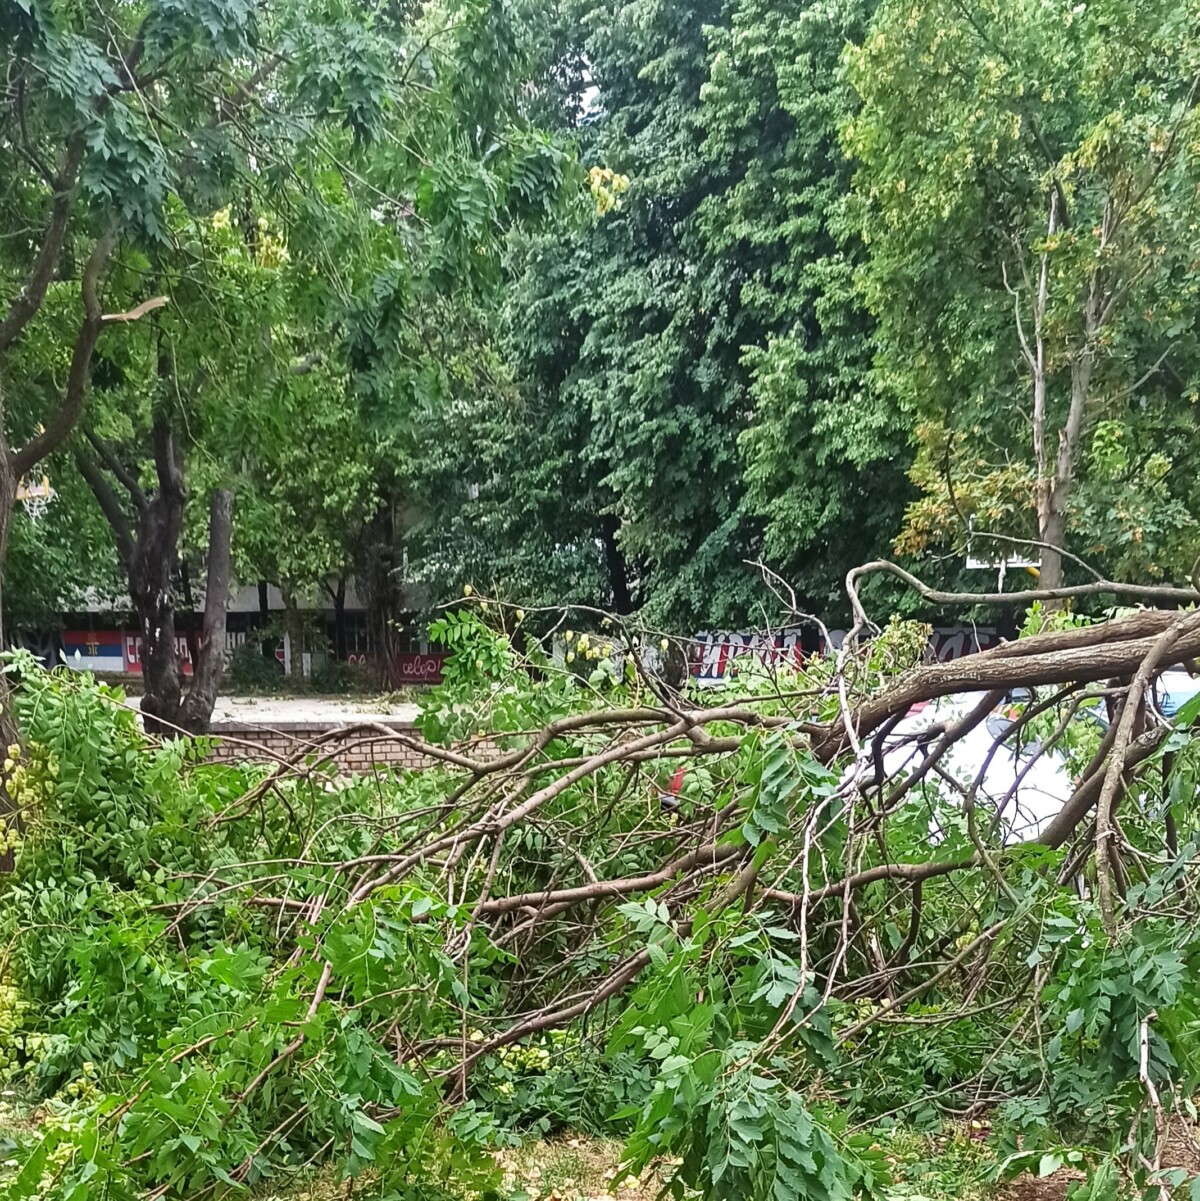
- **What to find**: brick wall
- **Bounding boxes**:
[206,720,436,774]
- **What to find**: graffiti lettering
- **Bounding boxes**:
[393,653,445,684]
[928,626,999,663]
[689,629,809,685]
[125,634,194,676]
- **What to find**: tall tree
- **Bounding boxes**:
[703,0,910,606]
[512,0,758,629]
[0,0,260,743]
[73,201,292,732]
[420,0,911,629]
[847,0,1200,590]
[2,0,571,731]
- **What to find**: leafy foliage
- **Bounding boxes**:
[846,0,1200,585]
[0,598,1198,1199]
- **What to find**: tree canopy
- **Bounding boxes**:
[3,4,1200,1201]
[4,0,1200,649]
[846,0,1200,588]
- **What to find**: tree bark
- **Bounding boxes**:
[257,580,274,662]
[817,607,1200,761]
[132,414,186,734]
[357,503,402,689]
[281,588,303,679]
[1026,193,1058,589]
[332,577,348,662]
[599,514,634,615]
[1033,198,1108,592]
[81,388,236,736]
[178,489,233,733]
[1038,510,1067,592]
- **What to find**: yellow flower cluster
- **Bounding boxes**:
[587,165,631,215]
[4,740,57,824]
[209,206,289,266]
[563,631,616,664]
[497,1043,551,1074]
[0,982,51,1082]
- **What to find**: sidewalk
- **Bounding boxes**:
[208,696,422,727]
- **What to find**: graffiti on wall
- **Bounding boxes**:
[125,634,194,676]
[689,629,811,685]
[11,629,60,670]
[53,622,995,685]
[690,625,1001,684]
[58,629,250,675]
[392,652,446,684]
[928,626,1000,662]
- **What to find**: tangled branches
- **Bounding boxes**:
[1,567,1199,1201]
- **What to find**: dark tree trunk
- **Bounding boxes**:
[281,588,304,679]
[258,580,272,660]
[178,489,233,733]
[599,513,634,615]
[131,415,186,734]
[332,577,348,662]
[80,413,235,736]
[357,504,403,689]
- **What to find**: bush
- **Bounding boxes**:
[228,639,284,692]
[310,657,355,694]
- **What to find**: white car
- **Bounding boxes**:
[1155,669,1200,720]
[871,692,1081,843]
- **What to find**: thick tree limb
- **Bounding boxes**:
[179,489,235,735]
[83,428,148,510]
[13,230,121,479]
[0,135,84,354]
[819,613,1200,759]
[845,561,1198,635]
[1038,727,1166,850]
[74,448,136,569]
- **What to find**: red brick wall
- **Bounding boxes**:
[206,721,436,774]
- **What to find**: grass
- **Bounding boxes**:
[875,1125,996,1201]
[494,1135,667,1201]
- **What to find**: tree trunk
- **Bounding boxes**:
[81,413,235,737]
[258,580,273,661]
[599,513,634,615]
[1034,204,1106,596]
[332,578,348,662]
[1038,511,1066,592]
[357,504,403,689]
[131,420,186,736]
[178,489,234,733]
[282,588,303,679]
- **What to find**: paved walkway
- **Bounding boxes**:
[208,696,421,726]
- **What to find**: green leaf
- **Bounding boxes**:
[1038,1153,1063,1178]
